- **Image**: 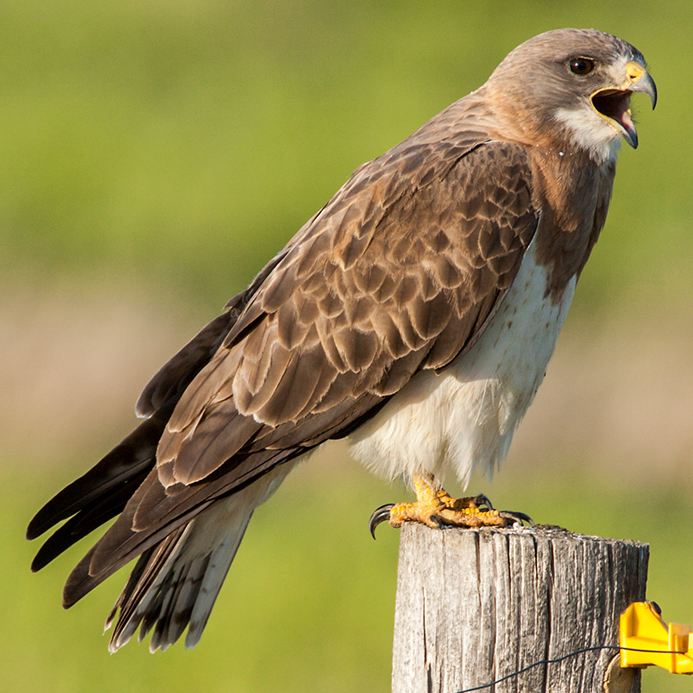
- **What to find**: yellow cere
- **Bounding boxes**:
[626,61,647,85]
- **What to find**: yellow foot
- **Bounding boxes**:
[368,476,532,538]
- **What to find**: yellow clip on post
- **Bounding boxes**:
[620,601,693,674]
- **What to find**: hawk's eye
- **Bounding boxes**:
[569,57,594,75]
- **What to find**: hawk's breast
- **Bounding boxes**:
[348,239,576,488]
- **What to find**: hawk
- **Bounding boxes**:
[28,29,656,652]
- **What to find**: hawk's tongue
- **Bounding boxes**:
[619,108,638,149]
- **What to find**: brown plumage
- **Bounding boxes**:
[27,29,656,652]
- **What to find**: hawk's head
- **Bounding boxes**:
[487,29,657,162]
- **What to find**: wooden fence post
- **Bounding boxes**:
[391,524,649,693]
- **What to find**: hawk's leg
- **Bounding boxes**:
[369,475,531,537]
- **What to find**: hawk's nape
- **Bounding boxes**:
[27,28,655,653]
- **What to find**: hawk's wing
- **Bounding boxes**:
[35,134,539,606]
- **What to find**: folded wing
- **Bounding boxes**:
[29,133,539,650]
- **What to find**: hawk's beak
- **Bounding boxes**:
[625,61,657,109]
[590,62,657,150]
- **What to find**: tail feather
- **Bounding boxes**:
[185,514,251,649]
[107,501,253,652]
[106,463,293,652]
[105,525,191,633]
[63,499,208,609]
[152,557,210,651]
[67,447,293,606]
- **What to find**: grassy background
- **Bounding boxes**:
[3,0,693,691]
[2,0,691,311]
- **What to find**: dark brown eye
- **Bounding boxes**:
[569,57,594,75]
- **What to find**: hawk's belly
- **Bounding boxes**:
[348,242,576,489]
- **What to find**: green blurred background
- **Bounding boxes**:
[2,1,692,691]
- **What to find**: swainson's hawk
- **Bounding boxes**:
[27,29,656,652]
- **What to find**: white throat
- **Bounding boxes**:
[554,104,623,164]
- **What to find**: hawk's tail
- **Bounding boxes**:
[105,463,294,652]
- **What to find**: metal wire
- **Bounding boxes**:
[455,645,691,692]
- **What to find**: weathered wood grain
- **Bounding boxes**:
[391,525,648,693]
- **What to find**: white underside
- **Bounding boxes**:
[348,240,576,490]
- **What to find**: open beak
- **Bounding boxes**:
[591,61,657,149]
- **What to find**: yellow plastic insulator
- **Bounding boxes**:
[620,601,693,674]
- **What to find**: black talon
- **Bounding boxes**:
[368,504,395,538]
[497,510,534,527]
[472,493,494,511]
[429,514,446,528]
